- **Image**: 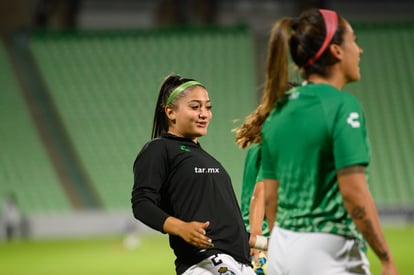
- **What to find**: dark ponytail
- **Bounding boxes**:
[151,74,197,138]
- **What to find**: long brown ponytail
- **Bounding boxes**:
[234,18,294,149]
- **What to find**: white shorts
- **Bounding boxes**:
[182,253,256,275]
[267,227,371,275]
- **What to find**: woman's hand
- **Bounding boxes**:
[163,217,213,249]
[179,221,213,249]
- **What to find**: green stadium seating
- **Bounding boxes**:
[344,23,414,208]
[29,26,257,210]
[3,22,413,214]
[0,42,71,214]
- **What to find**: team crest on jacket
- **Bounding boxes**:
[180,145,191,152]
[217,266,235,275]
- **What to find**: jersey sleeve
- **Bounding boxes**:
[256,165,264,182]
[131,139,170,233]
[255,144,264,182]
[332,94,370,170]
[261,121,277,180]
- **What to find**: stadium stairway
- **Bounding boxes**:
[0,41,72,214]
[5,33,103,210]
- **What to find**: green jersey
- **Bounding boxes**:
[240,143,270,236]
[261,83,370,243]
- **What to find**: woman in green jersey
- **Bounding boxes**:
[234,81,298,274]
[235,137,270,272]
[259,8,398,275]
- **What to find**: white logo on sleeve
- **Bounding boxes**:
[347,112,360,128]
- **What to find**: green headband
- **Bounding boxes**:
[166,80,203,105]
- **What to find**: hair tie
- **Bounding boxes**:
[305,9,338,67]
[166,80,203,105]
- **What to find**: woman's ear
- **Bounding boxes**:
[165,105,176,121]
[329,44,343,61]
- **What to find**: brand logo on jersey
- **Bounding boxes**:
[347,112,360,128]
[180,145,191,152]
[217,266,235,275]
[194,167,220,174]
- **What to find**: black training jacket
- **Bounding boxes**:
[131,134,250,274]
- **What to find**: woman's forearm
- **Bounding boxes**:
[338,169,394,264]
[249,181,265,235]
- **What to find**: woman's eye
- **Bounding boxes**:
[206,105,212,110]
